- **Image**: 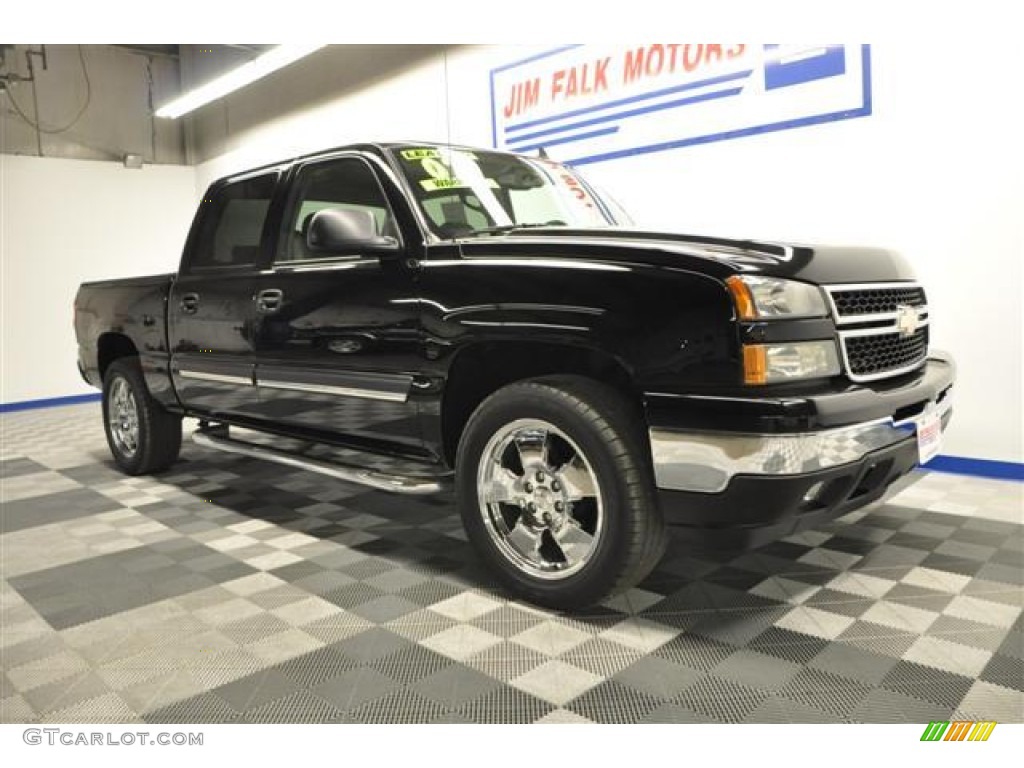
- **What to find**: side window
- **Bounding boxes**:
[191,173,277,269]
[280,158,397,262]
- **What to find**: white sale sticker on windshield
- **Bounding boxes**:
[489,44,872,166]
[916,409,942,465]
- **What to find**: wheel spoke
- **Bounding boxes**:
[559,457,597,500]
[551,520,595,565]
[107,377,140,458]
[477,417,605,581]
[506,520,544,566]
[481,468,521,504]
[513,429,550,471]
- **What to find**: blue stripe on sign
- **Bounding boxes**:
[505,69,753,134]
[509,126,620,154]
[508,86,744,150]
[490,44,583,75]
[924,455,1024,482]
[490,45,584,148]
[763,44,846,90]
[567,102,870,166]
[508,85,744,146]
[0,392,102,413]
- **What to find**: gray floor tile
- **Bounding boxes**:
[2,403,1021,724]
[2,488,117,533]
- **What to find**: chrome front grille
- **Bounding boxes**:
[829,285,926,316]
[826,282,930,382]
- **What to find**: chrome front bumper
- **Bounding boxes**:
[650,388,953,494]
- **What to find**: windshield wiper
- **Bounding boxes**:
[468,222,567,237]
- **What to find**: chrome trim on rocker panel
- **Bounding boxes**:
[178,370,253,386]
[256,379,408,403]
[649,387,952,493]
[191,431,442,494]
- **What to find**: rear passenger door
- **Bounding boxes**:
[168,170,281,419]
[244,154,426,454]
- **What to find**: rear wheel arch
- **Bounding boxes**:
[97,332,139,380]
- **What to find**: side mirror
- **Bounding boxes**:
[306,208,400,256]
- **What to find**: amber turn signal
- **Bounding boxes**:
[726,275,757,320]
[742,344,768,385]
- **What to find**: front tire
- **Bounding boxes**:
[456,376,667,610]
[102,358,182,475]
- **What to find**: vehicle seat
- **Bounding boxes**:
[289,212,319,260]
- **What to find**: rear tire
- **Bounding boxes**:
[102,358,182,475]
[456,376,667,610]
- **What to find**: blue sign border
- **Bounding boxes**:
[488,44,873,166]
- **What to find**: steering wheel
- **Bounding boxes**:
[436,222,476,239]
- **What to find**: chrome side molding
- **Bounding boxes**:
[256,379,408,402]
[178,370,253,386]
[191,430,447,495]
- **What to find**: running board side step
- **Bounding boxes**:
[191,430,449,496]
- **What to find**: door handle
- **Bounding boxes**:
[180,293,200,314]
[255,288,284,314]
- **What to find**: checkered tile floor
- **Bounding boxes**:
[2,403,1021,723]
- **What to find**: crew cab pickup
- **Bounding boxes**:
[74,141,956,608]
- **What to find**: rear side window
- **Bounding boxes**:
[191,173,277,269]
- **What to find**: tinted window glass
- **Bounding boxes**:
[192,174,276,268]
[280,158,396,262]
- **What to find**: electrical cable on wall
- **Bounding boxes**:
[4,45,92,134]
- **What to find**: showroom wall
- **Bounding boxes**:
[0,155,197,403]
[1,44,185,164]
[188,44,1022,465]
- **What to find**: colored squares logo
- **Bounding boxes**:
[920,721,997,742]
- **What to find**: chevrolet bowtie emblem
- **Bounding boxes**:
[896,304,919,337]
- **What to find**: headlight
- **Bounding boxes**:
[727,275,827,319]
[743,340,841,384]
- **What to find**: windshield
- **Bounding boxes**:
[389,145,631,238]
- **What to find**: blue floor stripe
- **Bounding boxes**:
[923,455,1024,482]
[0,393,102,414]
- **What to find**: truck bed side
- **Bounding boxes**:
[74,273,179,409]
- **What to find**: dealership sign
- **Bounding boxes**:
[489,44,872,165]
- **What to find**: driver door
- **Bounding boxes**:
[243,154,425,453]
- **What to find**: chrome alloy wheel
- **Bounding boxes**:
[107,377,139,458]
[476,418,604,580]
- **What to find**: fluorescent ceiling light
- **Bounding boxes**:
[155,44,326,119]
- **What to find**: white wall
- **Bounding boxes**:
[191,44,1022,464]
[1,155,197,403]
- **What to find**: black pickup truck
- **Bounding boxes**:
[75,141,955,608]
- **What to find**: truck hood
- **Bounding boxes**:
[454,227,915,285]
